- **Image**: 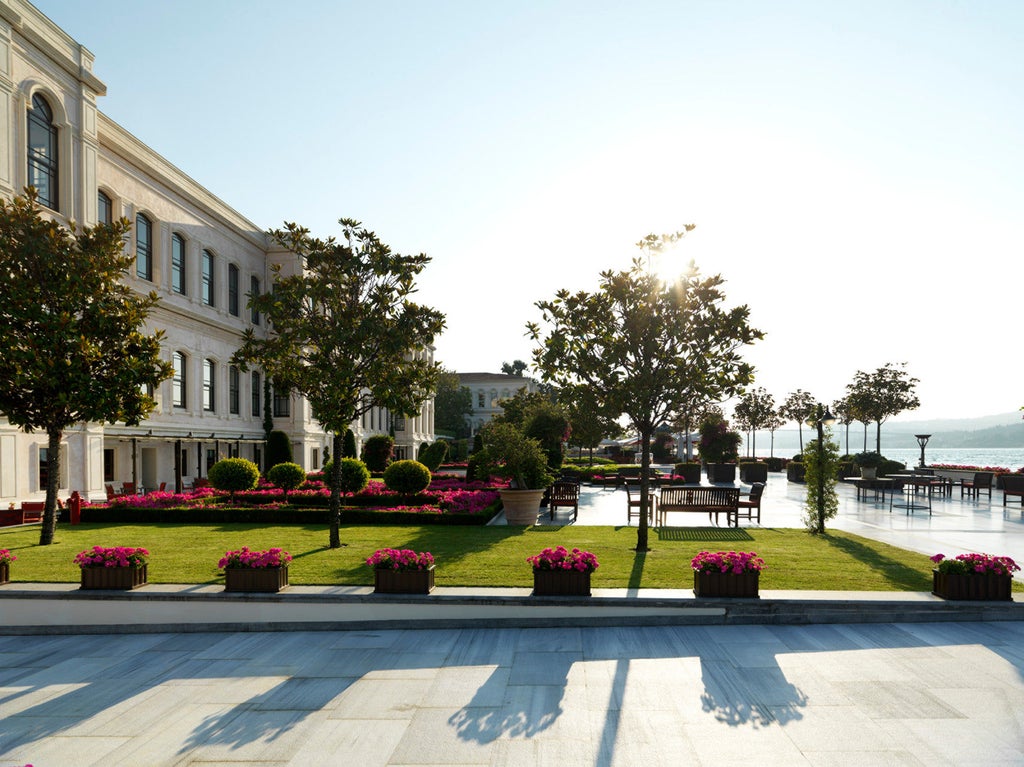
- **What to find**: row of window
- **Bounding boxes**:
[116,205,262,324]
[168,353,289,417]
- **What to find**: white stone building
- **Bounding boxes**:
[0,0,434,503]
[458,373,540,438]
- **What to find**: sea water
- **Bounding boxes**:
[873,448,1024,471]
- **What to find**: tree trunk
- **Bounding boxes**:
[875,421,882,455]
[38,428,62,545]
[636,425,653,552]
[797,422,804,453]
[751,429,757,460]
[329,431,343,548]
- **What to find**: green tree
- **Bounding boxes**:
[342,428,357,459]
[233,217,445,549]
[501,360,528,376]
[781,389,816,453]
[565,388,619,463]
[266,429,293,469]
[803,422,840,534]
[361,434,395,472]
[433,368,472,439]
[528,231,763,551]
[831,397,855,456]
[733,387,776,458]
[845,362,920,454]
[0,190,171,545]
[208,457,261,500]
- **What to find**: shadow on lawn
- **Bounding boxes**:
[822,533,931,590]
[656,528,754,543]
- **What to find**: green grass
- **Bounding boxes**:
[2,522,1000,592]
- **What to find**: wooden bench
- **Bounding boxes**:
[1002,474,1024,507]
[658,486,740,527]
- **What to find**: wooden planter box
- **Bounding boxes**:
[80,564,148,590]
[787,463,806,483]
[224,566,289,593]
[693,570,759,598]
[532,569,592,596]
[0,563,8,585]
[707,464,736,483]
[739,463,768,483]
[675,464,702,484]
[932,570,1012,601]
[373,566,435,594]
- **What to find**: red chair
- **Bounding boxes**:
[120,482,136,496]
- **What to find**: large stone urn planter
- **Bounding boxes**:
[932,571,1012,601]
[80,565,148,590]
[374,566,435,594]
[224,566,289,593]
[693,570,759,598]
[500,489,545,525]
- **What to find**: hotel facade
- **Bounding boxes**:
[0,0,435,503]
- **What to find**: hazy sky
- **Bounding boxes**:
[37,1,1023,422]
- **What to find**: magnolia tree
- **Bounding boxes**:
[233,218,445,548]
[528,230,763,551]
[0,191,171,545]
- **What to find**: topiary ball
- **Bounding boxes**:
[382,459,432,495]
[207,458,260,494]
[320,457,371,495]
[267,462,306,493]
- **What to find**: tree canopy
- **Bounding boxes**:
[845,362,920,454]
[733,387,777,458]
[433,368,472,439]
[233,217,445,548]
[0,190,171,544]
[780,389,816,453]
[528,232,763,551]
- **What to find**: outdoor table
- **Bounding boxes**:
[888,475,934,515]
[847,477,899,503]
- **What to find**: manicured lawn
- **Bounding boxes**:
[0,522,988,592]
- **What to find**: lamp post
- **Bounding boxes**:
[806,403,836,534]
[914,434,931,468]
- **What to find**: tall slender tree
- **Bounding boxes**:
[845,362,920,454]
[0,190,171,544]
[781,389,816,453]
[733,387,776,459]
[233,218,445,548]
[528,229,762,551]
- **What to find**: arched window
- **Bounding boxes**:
[98,190,112,225]
[172,351,187,408]
[136,213,153,281]
[27,94,58,210]
[203,359,216,412]
[171,233,186,295]
[228,264,240,316]
[201,250,215,306]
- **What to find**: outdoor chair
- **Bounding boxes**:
[736,482,765,524]
[105,484,117,501]
[625,484,656,525]
[548,480,580,521]
[959,472,993,501]
[120,482,135,496]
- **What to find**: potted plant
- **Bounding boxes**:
[74,546,149,590]
[673,462,702,484]
[366,548,435,594]
[0,549,16,585]
[853,451,885,479]
[527,546,599,596]
[698,414,741,483]
[690,550,764,598]
[219,547,292,592]
[930,553,1019,601]
[474,422,554,525]
[739,461,768,484]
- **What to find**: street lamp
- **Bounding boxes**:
[914,434,931,468]
[806,404,836,534]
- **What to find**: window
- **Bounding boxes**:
[251,371,261,417]
[229,365,240,414]
[103,448,115,482]
[201,250,215,306]
[27,94,58,210]
[38,446,51,488]
[136,214,152,281]
[206,448,216,473]
[173,351,187,408]
[171,234,186,295]
[250,276,261,324]
[203,359,216,412]
[273,385,290,417]
[228,264,240,316]
[477,391,484,408]
[98,191,112,225]
[311,448,320,471]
